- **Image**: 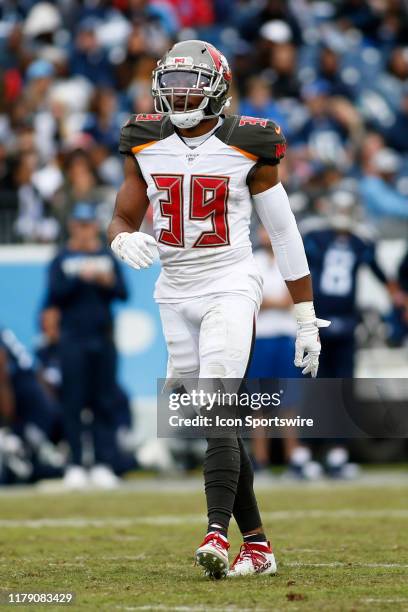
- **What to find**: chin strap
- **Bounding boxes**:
[170,109,204,129]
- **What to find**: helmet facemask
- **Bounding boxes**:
[152,57,230,129]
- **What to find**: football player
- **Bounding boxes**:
[108,40,329,578]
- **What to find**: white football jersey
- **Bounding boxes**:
[119,114,286,307]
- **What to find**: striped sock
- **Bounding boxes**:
[243,533,267,545]
[207,523,228,540]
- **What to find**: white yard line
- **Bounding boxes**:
[118,608,272,612]
[362,599,408,603]
[0,509,407,529]
[286,562,408,569]
[2,555,406,571]
[117,600,408,612]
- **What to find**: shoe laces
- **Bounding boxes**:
[231,542,268,569]
[200,532,230,552]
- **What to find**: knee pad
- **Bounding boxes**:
[205,362,227,378]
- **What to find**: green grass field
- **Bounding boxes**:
[0,477,407,611]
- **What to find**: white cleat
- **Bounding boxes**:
[195,532,230,579]
[89,464,120,489]
[228,542,277,577]
[63,465,89,490]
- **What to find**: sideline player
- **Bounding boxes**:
[108,40,329,578]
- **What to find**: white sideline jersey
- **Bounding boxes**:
[119,113,287,307]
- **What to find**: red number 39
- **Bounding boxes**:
[152,174,230,248]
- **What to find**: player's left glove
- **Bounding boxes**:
[294,302,331,378]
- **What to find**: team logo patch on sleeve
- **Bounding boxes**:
[275,143,286,158]
[135,114,162,121]
[239,116,268,127]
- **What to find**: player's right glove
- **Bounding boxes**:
[294,302,331,378]
[111,231,157,270]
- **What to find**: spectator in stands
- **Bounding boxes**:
[70,18,115,87]
[52,150,114,237]
[316,46,353,100]
[239,76,288,133]
[359,132,386,174]
[129,79,156,115]
[13,151,59,242]
[24,59,55,115]
[45,202,128,489]
[335,0,382,39]
[381,47,408,107]
[166,0,214,29]
[115,22,149,91]
[82,88,122,154]
[382,84,408,153]
[360,148,408,220]
[294,81,350,166]
[241,2,302,45]
[264,38,300,100]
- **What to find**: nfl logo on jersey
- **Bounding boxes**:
[185,152,200,164]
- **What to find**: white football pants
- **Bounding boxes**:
[159,294,257,386]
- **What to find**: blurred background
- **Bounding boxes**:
[0,0,407,488]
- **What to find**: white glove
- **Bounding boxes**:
[111,231,157,270]
[294,302,331,378]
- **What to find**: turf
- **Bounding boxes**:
[0,479,407,611]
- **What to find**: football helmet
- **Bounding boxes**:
[152,40,232,129]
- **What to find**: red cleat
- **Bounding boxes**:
[195,532,230,579]
[228,541,277,577]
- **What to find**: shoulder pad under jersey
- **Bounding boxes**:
[119,114,174,155]
[215,115,286,164]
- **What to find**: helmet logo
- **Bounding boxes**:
[206,44,231,81]
[166,56,194,66]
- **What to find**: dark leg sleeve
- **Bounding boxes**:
[203,317,258,533]
[233,437,262,534]
[204,436,241,532]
